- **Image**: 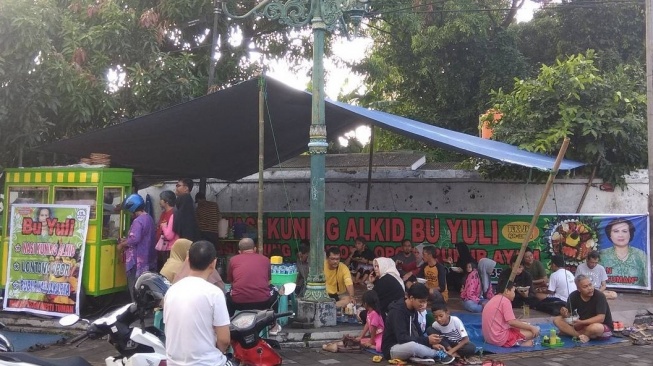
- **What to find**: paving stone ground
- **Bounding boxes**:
[26,336,653,366]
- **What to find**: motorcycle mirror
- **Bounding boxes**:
[59,314,80,326]
[280,282,296,296]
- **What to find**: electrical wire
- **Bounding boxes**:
[367,0,643,17]
[263,80,302,254]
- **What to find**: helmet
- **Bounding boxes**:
[122,194,145,213]
[134,272,171,310]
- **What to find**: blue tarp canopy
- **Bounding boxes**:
[40,76,584,182]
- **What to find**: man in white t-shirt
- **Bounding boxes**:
[575,251,608,291]
[547,255,577,302]
[164,240,233,366]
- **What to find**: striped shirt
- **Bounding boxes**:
[195,200,221,233]
[431,315,468,343]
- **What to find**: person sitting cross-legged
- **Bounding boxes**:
[324,246,356,308]
[552,274,614,343]
[481,279,540,348]
[381,283,455,364]
[427,303,478,360]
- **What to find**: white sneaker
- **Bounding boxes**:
[269,323,282,336]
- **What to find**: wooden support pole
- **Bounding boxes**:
[508,138,571,284]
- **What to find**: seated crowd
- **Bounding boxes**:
[160,234,616,366]
[319,238,616,364]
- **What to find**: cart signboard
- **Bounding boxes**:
[3,204,89,316]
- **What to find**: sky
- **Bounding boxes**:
[266,0,545,146]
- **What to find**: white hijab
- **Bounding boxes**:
[375,257,405,290]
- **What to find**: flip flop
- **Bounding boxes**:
[372,355,383,363]
[632,338,651,346]
[388,359,407,365]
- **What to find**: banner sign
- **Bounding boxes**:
[4,204,89,316]
[224,212,650,290]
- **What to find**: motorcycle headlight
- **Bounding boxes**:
[231,312,256,330]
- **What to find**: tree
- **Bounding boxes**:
[511,0,644,74]
[0,0,318,170]
[351,0,528,160]
[482,52,646,186]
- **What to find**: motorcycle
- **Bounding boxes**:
[228,282,295,366]
[0,323,14,353]
[0,321,92,366]
[56,272,170,366]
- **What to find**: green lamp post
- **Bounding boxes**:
[220,0,369,326]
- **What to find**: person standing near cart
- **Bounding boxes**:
[118,194,156,301]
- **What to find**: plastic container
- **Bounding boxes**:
[271,272,297,287]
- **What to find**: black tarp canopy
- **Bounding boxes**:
[40,76,584,181]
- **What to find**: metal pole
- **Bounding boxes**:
[207,0,221,92]
[646,0,653,296]
[257,76,265,253]
[303,6,330,302]
[508,138,570,284]
[365,126,374,210]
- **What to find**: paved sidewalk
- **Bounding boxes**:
[26,336,653,366]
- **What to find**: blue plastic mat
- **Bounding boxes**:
[2,331,65,352]
[450,312,624,355]
[364,348,383,355]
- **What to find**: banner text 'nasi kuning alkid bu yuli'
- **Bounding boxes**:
[225,212,650,291]
[4,204,89,316]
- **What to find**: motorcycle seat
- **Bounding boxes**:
[0,352,93,366]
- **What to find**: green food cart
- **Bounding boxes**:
[1,167,132,296]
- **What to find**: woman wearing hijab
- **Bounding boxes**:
[370,257,406,317]
[160,239,225,291]
[478,257,497,299]
[160,239,192,283]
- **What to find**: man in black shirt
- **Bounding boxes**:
[345,236,376,285]
[553,274,613,343]
[498,255,537,309]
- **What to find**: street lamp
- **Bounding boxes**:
[219,0,369,327]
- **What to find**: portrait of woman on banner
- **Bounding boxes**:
[599,217,649,288]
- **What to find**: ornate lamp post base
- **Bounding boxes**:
[294,283,336,328]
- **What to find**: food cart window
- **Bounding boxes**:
[54,187,98,220]
[102,188,123,240]
[5,187,48,234]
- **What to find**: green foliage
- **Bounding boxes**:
[482,52,646,186]
[0,0,317,171]
[353,0,528,160]
[512,0,644,74]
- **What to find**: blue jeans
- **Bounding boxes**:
[463,299,483,313]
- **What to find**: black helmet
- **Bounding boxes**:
[134,272,171,309]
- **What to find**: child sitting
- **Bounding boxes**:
[460,262,486,313]
[427,303,477,359]
[481,280,540,347]
[355,290,385,352]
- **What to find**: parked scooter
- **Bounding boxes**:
[0,323,14,353]
[0,321,92,366]
[58,272,170,366]
[228,282,295,366]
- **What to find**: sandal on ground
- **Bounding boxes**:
[632,338,652,346]
[481,360,504,366]
[322,342,339,353]
[388,359,407,365]
[465,356,483,365]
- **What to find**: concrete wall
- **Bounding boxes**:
[140,169,649,217]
